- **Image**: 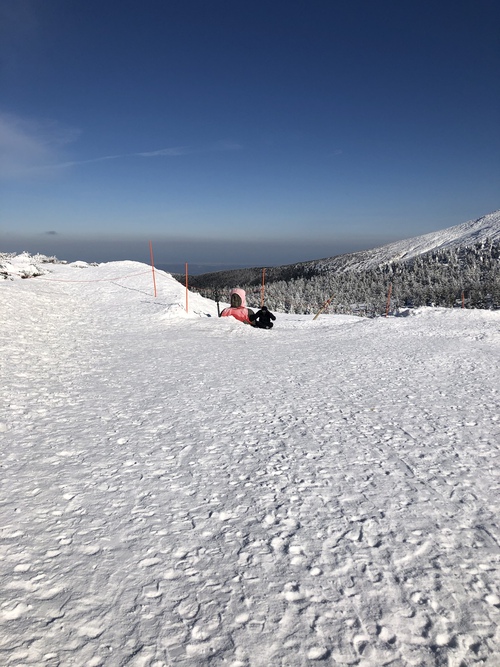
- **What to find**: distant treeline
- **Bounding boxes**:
[176,241,500,315]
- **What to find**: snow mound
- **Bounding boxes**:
[69,260,92,269]
[160,303,215,320]
[0,251,62,280]
[1,253,219,319]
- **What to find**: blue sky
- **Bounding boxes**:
[1,0,499,271]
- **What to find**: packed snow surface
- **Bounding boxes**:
[1,258,500,666]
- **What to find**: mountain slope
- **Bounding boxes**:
[317,209,500,272]
[188,209,500,290]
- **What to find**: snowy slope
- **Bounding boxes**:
[352,209,500,268]
[1,259,500,666]
[313,209,500,272]
[187,209,500,290]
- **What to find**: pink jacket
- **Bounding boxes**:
[220,289,255,324]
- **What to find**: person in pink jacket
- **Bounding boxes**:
[220,288,256,325]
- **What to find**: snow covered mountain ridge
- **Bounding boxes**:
[321,209,500,272]
[183,209,500,313]
[184,209,500,291]
[383,209,500,258]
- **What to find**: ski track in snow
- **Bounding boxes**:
[1,262,500,666]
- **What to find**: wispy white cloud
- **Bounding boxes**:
[55,141,243,167]
[136,142,242,158]
[136,147,192,157]
[39,148,191,169]
[46,154,124,170]
[0,110,242,179]
[0,111,81,179]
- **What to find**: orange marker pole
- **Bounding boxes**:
[385,282,393,317]
[149,240,157,297]
[260,268,266,307]
[462,291,465,308]
[185,262,189,313]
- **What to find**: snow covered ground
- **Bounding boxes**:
[1,258,500,666]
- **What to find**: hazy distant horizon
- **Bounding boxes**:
[3,206,498,274]
[1,230,405,274]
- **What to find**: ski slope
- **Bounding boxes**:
[1,258,500,666]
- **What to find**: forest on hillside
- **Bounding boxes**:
[181,241,500,316]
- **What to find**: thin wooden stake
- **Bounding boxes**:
[185,262,189,313]
[313,294,334,320]
[149,240,157,297]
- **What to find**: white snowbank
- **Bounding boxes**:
[0,251,60,279]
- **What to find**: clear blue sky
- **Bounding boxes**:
[1,0,499,271]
